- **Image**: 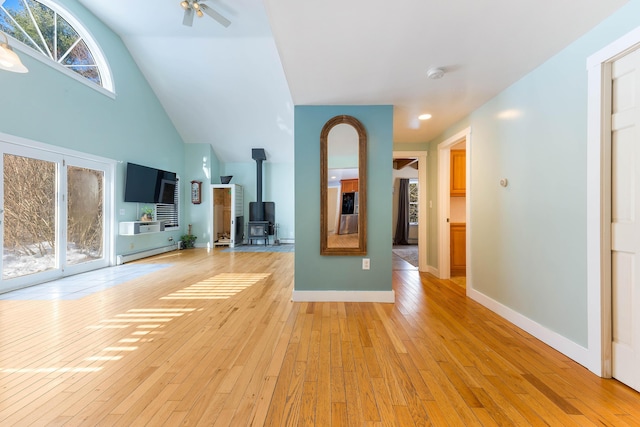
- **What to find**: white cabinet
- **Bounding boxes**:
[119,221,163,235]
[211,184,244,248]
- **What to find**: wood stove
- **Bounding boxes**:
[247,220,269,246]
[247,148,276,245]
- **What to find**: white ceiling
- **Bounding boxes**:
[76,0,627,164]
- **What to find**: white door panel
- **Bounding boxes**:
[611,47,640,392]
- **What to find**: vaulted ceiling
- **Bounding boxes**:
[77,0,627,164]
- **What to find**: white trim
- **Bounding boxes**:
[0,131,115,164]
[393,150,428,272]
[586,26,640,377]
[4,0,115,97]
[0,130,117,269]
[468,288,590,368]
[13,42,115,99]
[426,265,439,276]
[292,290,395,303]
[437,128,471,284]
[117,244,178,264]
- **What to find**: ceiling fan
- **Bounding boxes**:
[179,1,231,28]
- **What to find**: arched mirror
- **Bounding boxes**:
[321,115,367,255]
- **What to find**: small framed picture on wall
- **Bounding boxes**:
[191,180,202,204]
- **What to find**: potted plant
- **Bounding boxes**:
[180,224,197,249]
[141,206,154,221]
[180,234,197,249]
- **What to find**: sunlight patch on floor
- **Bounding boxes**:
[0,272,271,377]
[0,367,103,373]
[161,272,271,300]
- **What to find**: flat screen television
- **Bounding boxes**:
[124,162,177,204]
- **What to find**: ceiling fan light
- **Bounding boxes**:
[196,9,203,17]
[180,1,189,10]
[192,1,200,10]
[0,34,28,73]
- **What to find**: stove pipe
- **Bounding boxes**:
[252,148,267,220]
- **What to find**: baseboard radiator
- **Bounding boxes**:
[117,243,179,265]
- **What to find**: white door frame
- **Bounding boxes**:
[437,128,471,282]
[392,151,428,272]
[586,26,640,377]
[0,131,115,293]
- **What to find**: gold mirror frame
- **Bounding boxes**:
[320,115,367,255]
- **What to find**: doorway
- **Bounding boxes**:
[392,151,427,271]
[437,128,471,283]
[0,138,113,293]
[586,26,640,387]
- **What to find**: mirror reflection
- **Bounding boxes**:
[327,124,359,248]
[321,115,367,255]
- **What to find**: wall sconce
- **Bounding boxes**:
[0,32,28,73]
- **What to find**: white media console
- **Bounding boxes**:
[119,221,165,235]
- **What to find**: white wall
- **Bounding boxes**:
[429,0,640,351]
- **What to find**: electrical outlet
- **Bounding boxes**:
[362,258,370,270]
[120,208,125,216]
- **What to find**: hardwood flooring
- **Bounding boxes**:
[327,233,359,248]
[0,248,638,425]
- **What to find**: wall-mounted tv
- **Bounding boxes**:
[124,162,177,204]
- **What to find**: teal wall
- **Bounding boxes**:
[222,161,295,241]
[0,0,186,256]
[421,0,640,346]
[184,143,221,245]
[295,105,393,292]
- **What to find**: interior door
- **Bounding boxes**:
[611,47,640,392]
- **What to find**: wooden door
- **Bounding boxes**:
[611,47,640,392]
[450,150,466,197]
[450,223,466,276]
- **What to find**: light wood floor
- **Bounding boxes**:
[1,249,639,426]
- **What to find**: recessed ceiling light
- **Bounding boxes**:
[418,113,432,121]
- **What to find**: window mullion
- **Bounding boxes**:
[1,5,47,56]
[23,0,53,59]
[53,11,56,60]
[57,36,81,64]
[1,0,113,92]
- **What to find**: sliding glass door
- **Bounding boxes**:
[0,142,111,293]
[2,151,59,281]
[66,162,105,269]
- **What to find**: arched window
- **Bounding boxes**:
[0,0,113,92]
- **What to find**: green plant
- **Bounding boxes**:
[140,206,154,221]
[180,234,197,249]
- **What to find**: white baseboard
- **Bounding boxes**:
[117,243,178,264]
[467,288,590,369]
[426,265,439,276]
[292,290,395,303]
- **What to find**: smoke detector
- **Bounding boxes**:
[427,67,445,80]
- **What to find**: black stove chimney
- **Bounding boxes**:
[251,148,267,221]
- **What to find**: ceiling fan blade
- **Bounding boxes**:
[200,4,231,27]
[183,8,194,26]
